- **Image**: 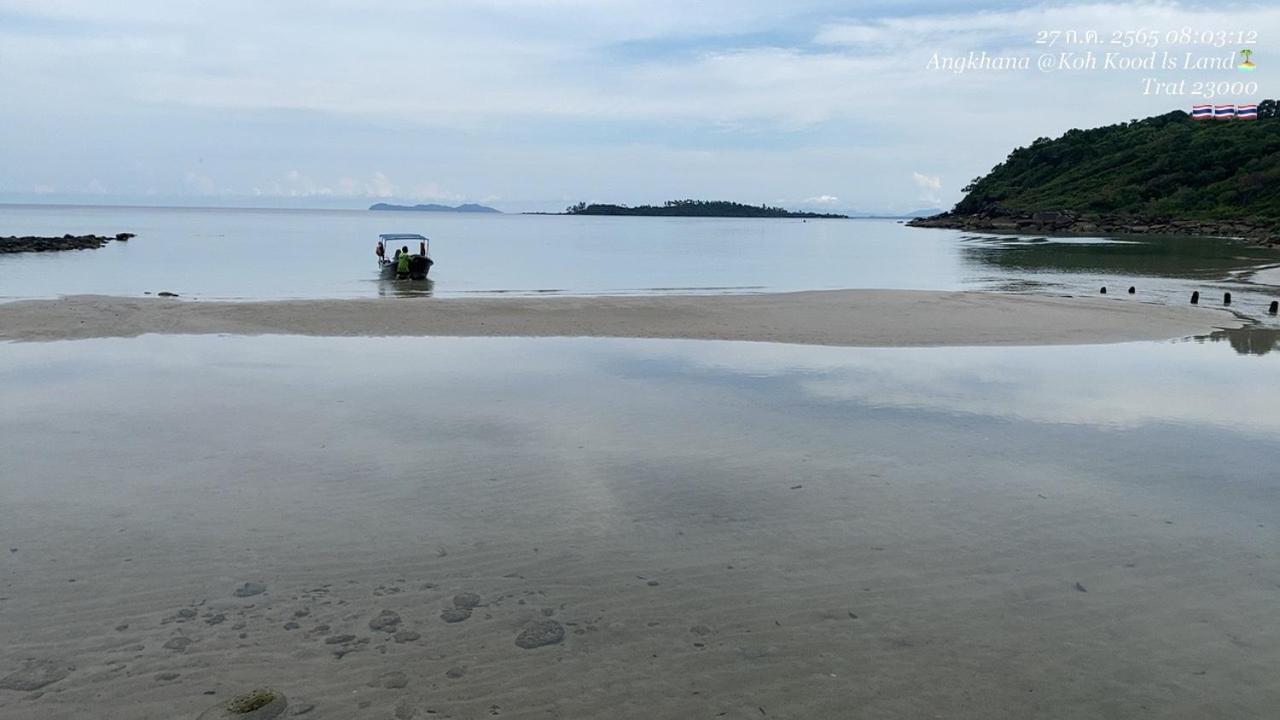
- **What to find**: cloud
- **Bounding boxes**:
[1,1,1276,209]
[184,170,216,194]
[912,172,942,203]
[803,194,840,205]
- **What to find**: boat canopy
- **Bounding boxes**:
[378,233,427,242]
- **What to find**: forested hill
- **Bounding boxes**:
[910,105,1280,245]
[561,199,848,218]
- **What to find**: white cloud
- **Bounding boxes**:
[184,170,216,194]
[912,172,942,203]
[803,194,840,205]
[0,1,1276,208]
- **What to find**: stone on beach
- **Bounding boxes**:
[0,659,74,691]
[233,582,267,598]
[197,687,288,720]
[515,619,565,649]
[440,607,472,623]
[163,637,192,651]
[369,671,408,689]
[452,592,482,609]
[369,609,402,632]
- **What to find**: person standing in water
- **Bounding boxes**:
[396,245,412,279]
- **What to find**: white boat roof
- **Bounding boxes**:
[379,233,427,241]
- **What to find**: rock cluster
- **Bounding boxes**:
[0,233,134,253]
[909,210,1279,246]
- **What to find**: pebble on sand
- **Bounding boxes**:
[233,582,267,598]
[0,659,74,692]
[515,619,566,649]
[369,609,402,632]
[440,607,472,623]
[197,687,288,720]
[163,637,193,651]
[369,671,408,689]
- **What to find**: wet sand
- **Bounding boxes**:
[0,290,1234,345]
[1,336,1277,719]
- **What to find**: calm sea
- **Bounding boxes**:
[1,204,1277,324]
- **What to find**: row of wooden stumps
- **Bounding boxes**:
[1100,286,1279,315]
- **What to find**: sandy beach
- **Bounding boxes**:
[0,290,1234,345]
[2,335,1277,719]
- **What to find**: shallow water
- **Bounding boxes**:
[2,205,1278,325]
[1,335,1277,718]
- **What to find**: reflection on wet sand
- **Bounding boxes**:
[1,336,1277,719]
[1197,326,1280,356]
[376,276,435,298]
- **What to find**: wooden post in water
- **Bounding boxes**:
[1128,286,1135,294]
[1223,292,1232,306]
[1100,286,1107,294]
[1190,291,1199,304]
[1270,300,1278,315]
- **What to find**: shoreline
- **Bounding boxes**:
[908,212,1280,247]
[0,290,1235,345]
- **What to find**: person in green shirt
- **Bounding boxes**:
[396,245,411,279]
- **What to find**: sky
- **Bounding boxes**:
[0,1,1273,213]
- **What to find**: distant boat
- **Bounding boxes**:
[375,233,433,280]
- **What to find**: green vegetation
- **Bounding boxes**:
[952,104,1280,222]
[563,199,847,218]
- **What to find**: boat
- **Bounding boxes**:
[376,233,434,280]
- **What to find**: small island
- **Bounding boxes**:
[909,103,1280,246]
[370,203,500,213]
[555,199,848,219]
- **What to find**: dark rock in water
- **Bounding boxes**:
[197,687,288,720]
[452,592,482,609]
[234,582,267,598]
[515,620,565,649]
[0,659,74,691]
[393,630,420,643]
[369,609,401,632]
[115,233,135,241]
[0,234,118,254]
[323,634,356,645]
[368,671,408,689]
[440,607,472,623]
[157,291,180,298]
